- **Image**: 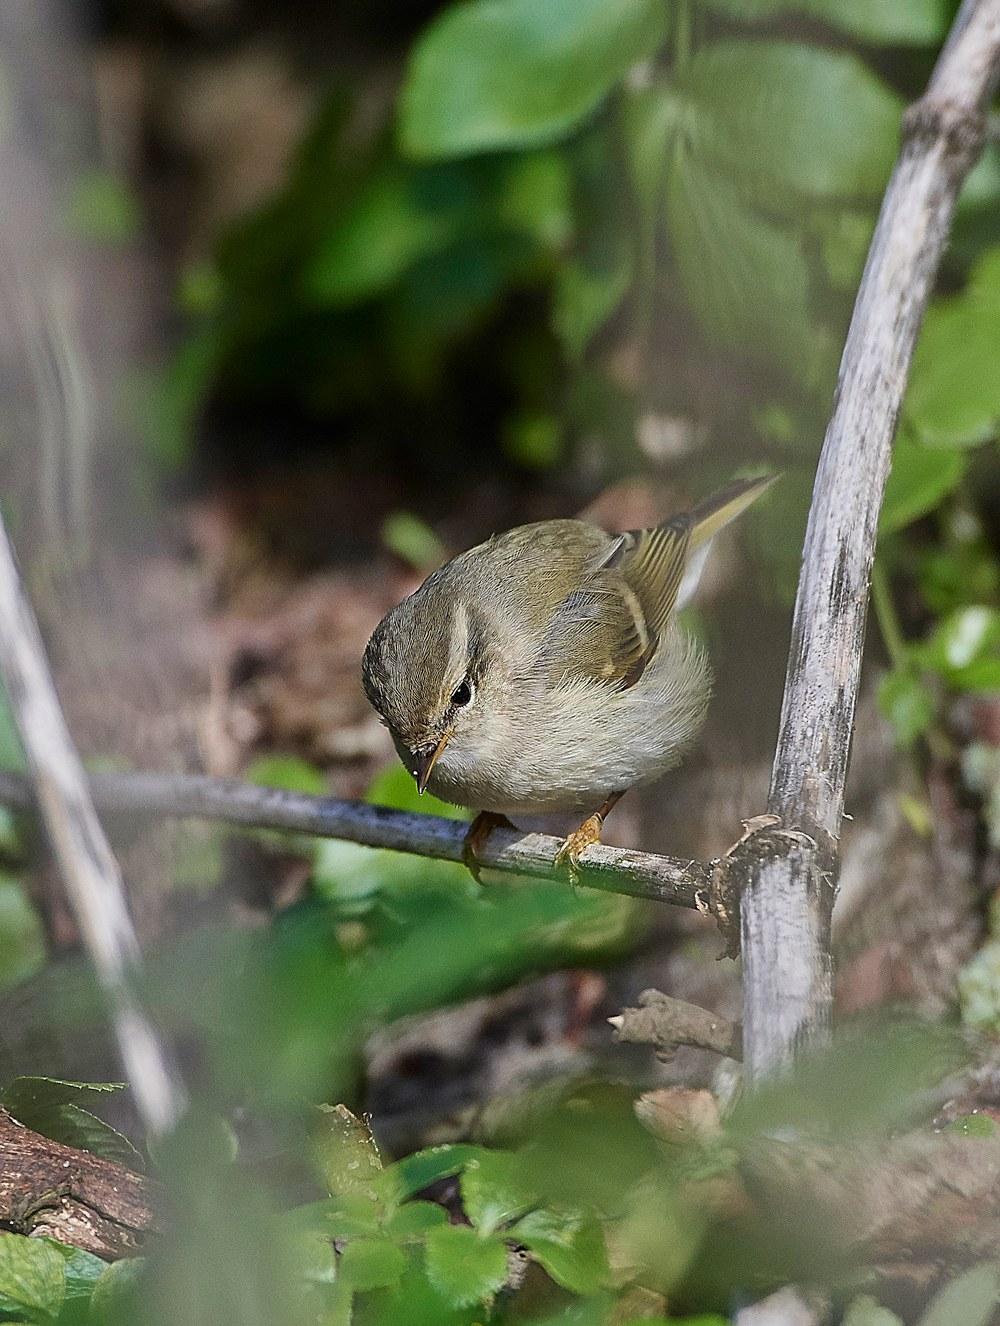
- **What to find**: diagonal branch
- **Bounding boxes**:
[740,0,1000,1085]
[0,519,184,1136]
[0,769,714,910]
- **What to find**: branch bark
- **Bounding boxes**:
[0,519,184,1135]
[0,1107,161,1260]
[0,769,714,910]
[609,988,742,1061]
[740,0,1000,1084]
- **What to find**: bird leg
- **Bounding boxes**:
[462,811,517,883]
[555,792,624,886]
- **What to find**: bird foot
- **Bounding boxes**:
[462,812,517,883]
[554,814,605,887]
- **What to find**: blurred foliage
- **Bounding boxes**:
[143,0,977,601]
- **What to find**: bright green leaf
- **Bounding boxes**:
[383,1201,450,1239]
[944,1114,996,1138]
[308,168,454,304]
[673,42,902,209]
[0,1234,65,1318]
[423,1223,508,1307]
[918,1263,999,1326]
[399,0,667,159]
[363,762,471,820]
[666,150,818,381]
[375,1144,490,1207]
[245,754,328,797]
[460,1151,534,1234]
[551,238,632,363]
[507,1206,609,1293]
[906,248,1000,447]
[877,670,935,746]
[381,510,446,573]
[338,1238,406,1292]
[929,606,1000,672]
[312,1104,383,1201]
[699,0,946,45]
[880,430,969,534]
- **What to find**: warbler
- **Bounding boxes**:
[362,474,775,877]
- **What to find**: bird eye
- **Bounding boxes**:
[451,680,472,706]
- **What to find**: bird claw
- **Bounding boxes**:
[462,812,516,883]
[554,813,604,887]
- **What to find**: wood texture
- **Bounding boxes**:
[0,769,714,910]
[0,1107,161,1260]
[741,0,1000,1084]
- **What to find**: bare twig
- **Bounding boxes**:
[0,769,713,909]
[741,0,1000,1084]
[0,521,184,1135]
[609,988,742,1061]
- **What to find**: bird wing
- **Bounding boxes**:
[535,475,777,691]
[534,519,691,690]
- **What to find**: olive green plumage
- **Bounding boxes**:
[362,474,775,818]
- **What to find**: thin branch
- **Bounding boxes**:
[0,769,714,910]
[741,0,1000,1084]
[0,519,184,1136]
[609,988,742,1061]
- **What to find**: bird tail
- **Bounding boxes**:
[688,473,779,550]
[673,473,779,611]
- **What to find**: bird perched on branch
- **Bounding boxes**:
[362,474,776,880]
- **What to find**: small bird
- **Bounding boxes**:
[362,474,776,879]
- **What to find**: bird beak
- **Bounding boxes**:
[414,733,450,795]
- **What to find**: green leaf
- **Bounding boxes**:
[877,670,935,746]
[0,1235,65,1318]
[551,241,632,363]
[62,168,141,244]
[312,1104,384,1202]
[666,150,819,381]
[338,1238,406,1292]
[507,1206,609,1294]
[499,149,574,249]
[927,606,1000,674]
[0,1078,143,1170]
[383,1201,450,1239]
[375,1144,490,1206]
[399,0,667,160]
[672,42,903,209]
[423,1223,509,1307]
[0,875,44,991]
[905,248,1000,447]
[843,1298,903,1326]
[89,1257,145,1321]
[307,166,455,305]
[245,754,328,797]
[944,1114,996,1138]
[381,511,446,573]
[460,1152,534,1235]
[48,1239,105,1302]
[917,1263,999,1326]
[363,762,471,820]
[880,430,969,534]
[699,0,947,44]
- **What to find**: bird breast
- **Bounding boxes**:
[426,627,711,817]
